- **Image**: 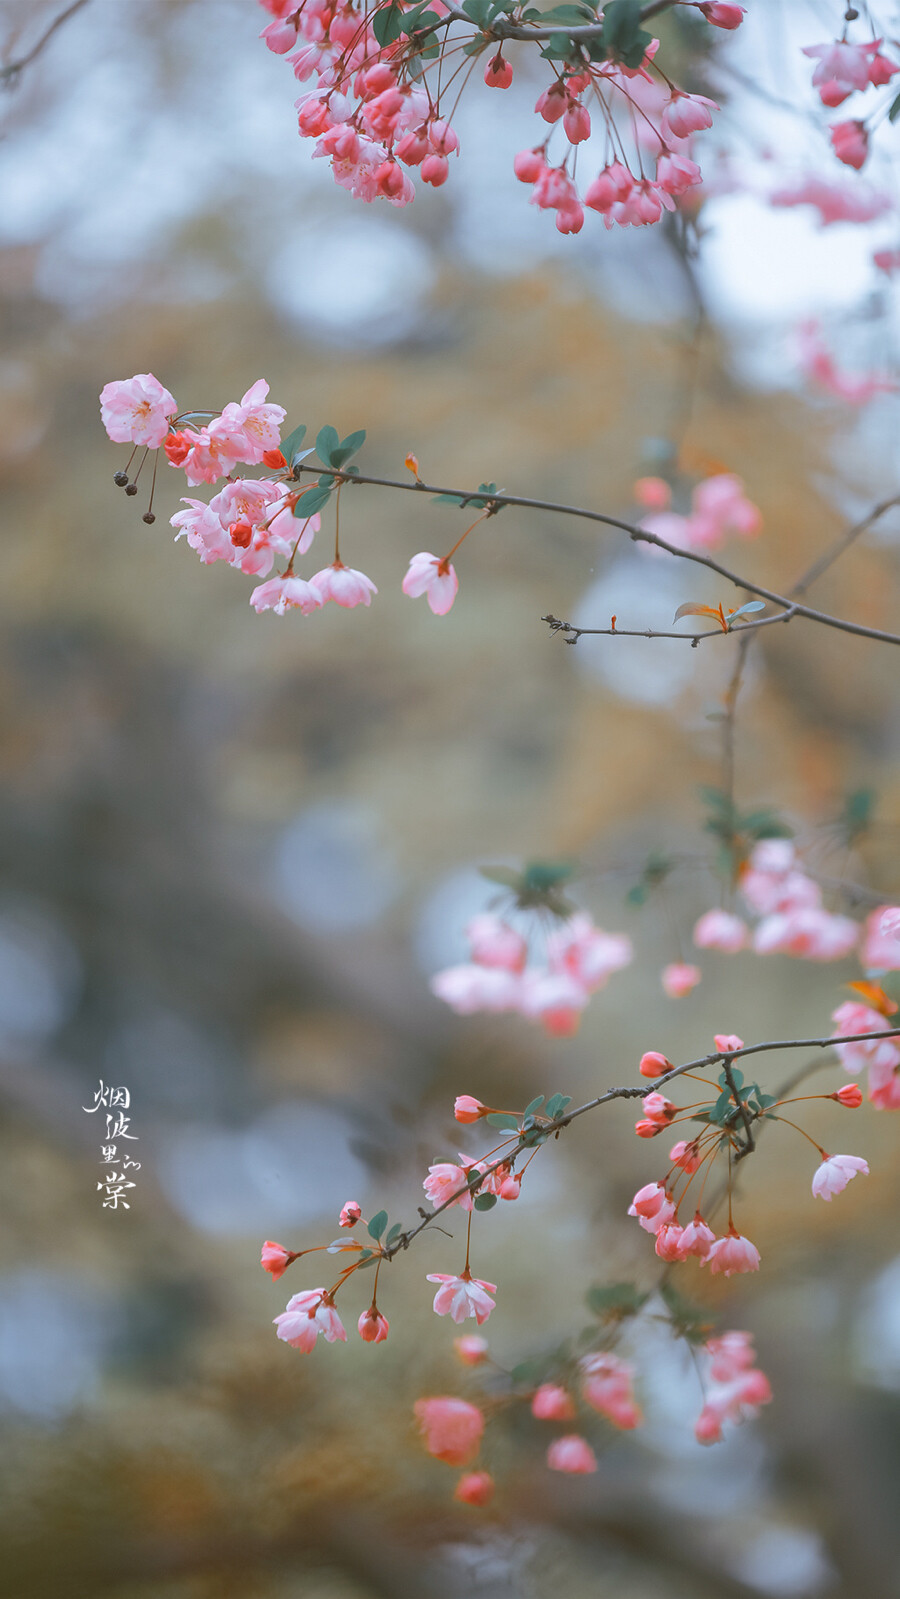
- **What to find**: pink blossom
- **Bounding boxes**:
[802,40,873,101]
[677,1212,716,1259]
[661,91,717,141]
[250,575,324,616]
[454,1095,489,1124]
[358,1306,390,1342]
[656,151,702,196]
[532,1383,576,1420]
[704,1228,760,1277]
[518,969,590,1036]
[427,1271,497,1325]
[546,914,632,992]
[310,561,378,608]
[752,907,859,962]
[484,53,513,89]
[811,1152,869,1200]
[424,1162,474,1212]
[699,2,744,26]
[695,1331,772,1443]
[662,962,701,998]
[831,1000,900,1076]
[514,148,545,183]
[633,477,671,510]
[770,176,892,228]
[414,1396,484,1464]
[100,373,177,449]
[693,909,748,953]
[868,1058,900,1110]
[628,1181,676,1234]
[563,101,591,144]
[465,913,528,972]
[861,906,900,971]
[655,1222,685,1261]
[171,499,234,565]
[430,963,523,1015]
[580,1352,643,1429]
[339,1201,362,1227]
[547,1434,598,1473]
[834,1083,863,1108]
[669,1138,702,1173]
[274,1289,347,1351]
[797,320,896,405]
[261,1240,293,1279]
[639,1051,671,1078]
[454,1334,489,1365]
[691,474,762,540]
[642,1091,676,1124]
[830,120,869,171]
[455,1470,494,1505]
[714,1033,744,1053]
[402,551,459,615]
[213,379,286,465]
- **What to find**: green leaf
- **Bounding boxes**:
[523,860,574,893]
[538,3,597,20]
[600,0,650,65]
[367,1209,388,1241]
[840,786,876,844]
[478,864,523,889]
[315,424,340,467]
[462,36,488,53]
[659,1280,715,1344]
[373,2,403,44]
[524,1095,545,1116]
[358,1248,374,1261]
[329,428,366,469]
[728,599,766,621]
[890,89,900,122]
[385,1222,403,1245]
[474,1192,497,1211]
[280,423,307,465]
[486,1112,520,1131]
[546,1092,572,1119]
[540,31,580,58]
[462,0,491,22]
[586,1281,648,1319]
[293,481,333,518]
[717,1066,744,1087]
[357,1253,378,1268]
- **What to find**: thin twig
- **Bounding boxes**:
[290,464,900,647]
[1,0,90,83]
[382,1028,900,1260]
[541,608,798,646]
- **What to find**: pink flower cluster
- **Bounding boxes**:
[695,1331,772,1445]
[690,840,861,964]
[256,0,737,232]
[770,175,892,228]
[801,34,897,174]
[636,472,762,555]
[796,321,896,406]
[832,996,900,1109]
[430,911,632,1037]
[629,1179,761,1275]
[424,1152,520,1214]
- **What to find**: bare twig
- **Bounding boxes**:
[1,0,90,83]
[290,464,900,647]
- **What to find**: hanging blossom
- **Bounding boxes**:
[430,909,632,1037]
[256,0,739,235]
[694,1331,772,1444]
[637,471,762,556]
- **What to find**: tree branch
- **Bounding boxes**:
[1,0,90,83]
[291,464,900,647]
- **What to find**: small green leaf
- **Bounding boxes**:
[546,1092,572,1119]
[523,860,574,893]
[280,423,307,464]
[586,1281,648,1318]
[486,1112,521,1131]
[659,1280,715,1344]
[367,1209,388,1240]
[478,865,523,889]
[329,428,367,469]
[385,1222,403,1245]
[373,2,403,44]
[524,1095,545,1116]
[293,481,333,518]
[315,424,340,467]
[358,1248,374,1261]
[474,1192,497,1211]
[357,1253,378,1268]
[462,0,492,23]
[889,89,900,122]
[728,600,766,621]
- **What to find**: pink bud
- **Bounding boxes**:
[455,1470,494,1505]
[639,1051,671,1078]
[395,129,429,166]
[633,476,671,509]
[421,154,449,187]
[429,119,459,154]
[454,1334,489,1365]
[555,203,584,235]
[260,1240,293,1279]
[374,160,407,199]
[455,1095,488,1123]
[830,120,869,171]
[484,53,513,89]
[563,102,591,144]
[339,1201,362,1227]
[547,1434,598,1473]
[634,1118,662,1138]
[834,1083,863,1108]
[699,2,745,26]
[514,148,544,184]
[532,1382,576,1420]
[358,1306,389,1343]
[536,83,566,123]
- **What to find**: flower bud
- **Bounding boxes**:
[834,1082,864,1108]
[639,1051,671,1078]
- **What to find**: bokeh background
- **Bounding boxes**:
[2,0,900,1595]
